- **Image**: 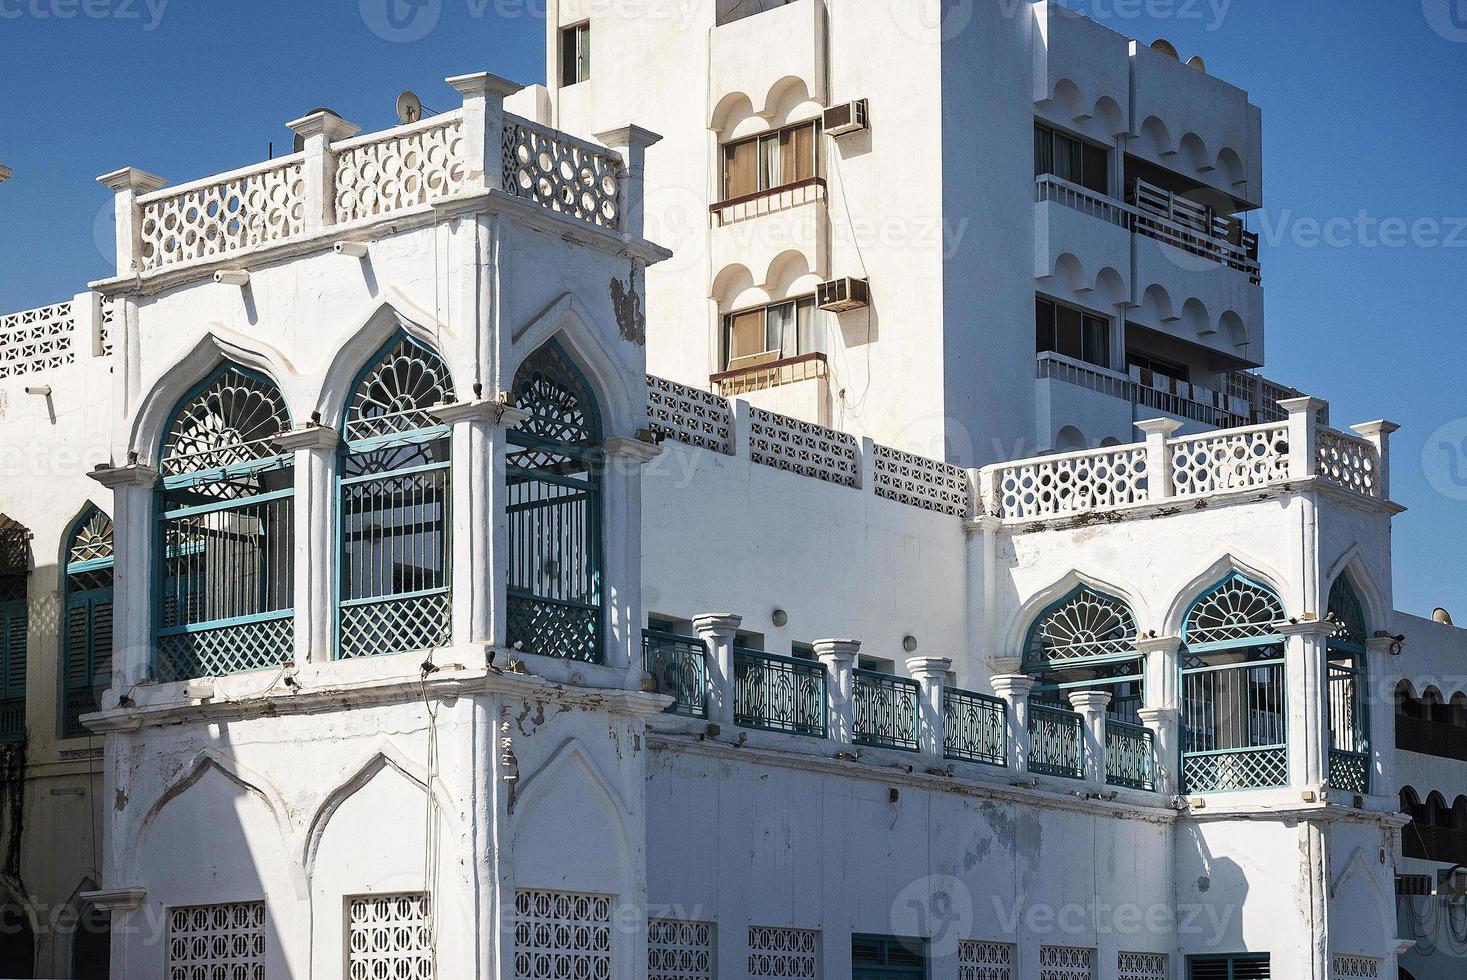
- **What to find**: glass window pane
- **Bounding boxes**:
[1082,314,1109,367]
[1082,141,1109,194]
[759,134,781,190]
[1036,298,1056,353]
[1054,133,1082,184]
[766,302,794,357]
[726,311,764,364]
[1035,125,1053,177]
[796,298,824,355]
[1055,305,1083,360]
[724,140,758,200]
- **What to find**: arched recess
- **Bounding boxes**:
[1323,547,1389,634]
[1004,570,1150,661]
[505,293,636,440]
[1093,267,1128,308]
[1216,147,1247,188]
[128,330,300,466]
[762,75,815,123]
[60,878,109,980]
[1219,310,1249,351]
[1019,582,1143,721]
[1161,553,1293,638]
[510,739,635,890]
[1139,116,1174,158]
[1182,297,1213,338]
[1139,283,1176,325]
[1179,132,1212,174]
[1093,96,1126,138]
[710,91,756,135]
[1049,79,1086,121]
[312,300,467,431]
[712,263,759,309]
[1053,426,1088,454]
[58,503,114,739]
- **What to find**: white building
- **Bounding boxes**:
[0,4,1459,979]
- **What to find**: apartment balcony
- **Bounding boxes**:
[1035,175,1264,364]
[711,352,832,427]
[709,178,829,290]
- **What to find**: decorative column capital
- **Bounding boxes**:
[1278,619,1336,640]
[446,70,524,101]
[986,656,1021,675]
[285,110,360,143]
[432,399,529,428]
[80,887,146,913]
[812,638,861,665]
[1134,418,1184,438]
[88,462,158,489]
[603,436,663,464]
[1135,635,1182,655]
[274,425,341,453]
[905,656,953,680]
[1136,707,1177,727]
[1067,690,1113,714]
[692,613,742,640]
[990,674,1036,700]
[97,167,167,195]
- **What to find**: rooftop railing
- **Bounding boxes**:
[101,72,652,279]
[0,294,113,382]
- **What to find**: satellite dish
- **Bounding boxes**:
[1150,38,1180,60]
[397,91,424,124]
[1187,55,1207,72]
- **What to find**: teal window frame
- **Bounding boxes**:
[1326,576,1371,793]
[1187,952,1270,979]
[0,594,25,744]
[852,934,927,979]
[1022,585,1143,724]
[60,507,113,739]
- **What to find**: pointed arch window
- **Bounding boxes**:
[1326,576,1370,793]
[0,516,28,743]
[338,335,454,659]
[155,365,294,681]
[1021,586,1142,723]
[61,508,113,738]
[1180,574,1288,793]
[506,341,604,663]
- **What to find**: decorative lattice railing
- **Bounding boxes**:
[748,406,859,488]
[1317,427,1380,498]
[333,113,467,224]
[732,648,826,738]
[646,375,734,454]
[1104,719,1155,791]
[871,443,971,516]
[1169,423,1290,496]
[851,669,920,752]
[0,300,76,381]
[942,686,1007,766]
[1028,703,1084,779]
[642,629,708,719]
[502,114,622,230]
[138,157,306,270]
[992,444,1150,520]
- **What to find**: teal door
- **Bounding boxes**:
[852,934,926,979]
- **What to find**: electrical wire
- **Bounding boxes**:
[418,672,443,976]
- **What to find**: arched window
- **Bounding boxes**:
[155,365,294,681]
[505,341,603,663]
[1326,576,1370,793]
[0,516,29,744]
[1021,586,1141,723]
[1180,573,1288,793]
[338,335,455,659]
[60,509,113,738]
[70,899,109,980]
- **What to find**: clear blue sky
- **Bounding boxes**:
[1,1,1464,619]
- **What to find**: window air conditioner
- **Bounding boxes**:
[817,277,870,313]
[822,100,869,138]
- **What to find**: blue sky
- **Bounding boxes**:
[1,0,1465,618]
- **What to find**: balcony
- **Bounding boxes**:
[1396,714,1467,762]
[711,353,832,426]
[709,179,828,293]
[1402,823,1467,864]
[1038,352,1251,433]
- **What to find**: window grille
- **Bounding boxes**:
[155,365,294,681]
[647,918,713,980]
[1181,575,1288,793]
[1326,577,1370,792]
[1040,945,1095,980]
[1024,586,1142,724]
[747,926,818,980]
[345,892,432,980]
[166,901,265,979]
[1118,951,1169,980]
[62,508,113,738]
[958,941,1014,980]
[339,336,454,659]
[512,889,611,980]
[506,342,604,663]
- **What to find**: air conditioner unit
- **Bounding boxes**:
[817,277,870,313]
[823,99,869,138]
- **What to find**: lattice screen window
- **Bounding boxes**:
[1119,951,1169,980]
[958,940,1014,980]
[346,893,432,979]
[1040,945,1096,980]
[512,889,612,980]
[648,918,713,980]
[747,925,818,979]
[166,901,265,979]
[1331,954,1380,979]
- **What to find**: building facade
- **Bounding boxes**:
[0,4,1458,979]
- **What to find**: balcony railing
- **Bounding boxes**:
[1105,719,1155,791]
[942,687,1007,767]
[733,649,827,737]
[1028,703,1085,780]
[1396,715,1467,762]
[1038,353,1250,429]
[643,629,709,719]
[1036,175,1262,284]
[852,669,920,752]
[1402,823,1467,864]
[1327,749,1370,794]
[711,351,828,397]
[710,177,825,227]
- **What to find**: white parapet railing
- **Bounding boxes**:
[982,399,1392,522]
[103,73,636,278]
[0,294,116,382]
[1038,353,1250,429]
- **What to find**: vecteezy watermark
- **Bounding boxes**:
[890,876,975,958]
[1257,210,1467,251]
[0,0,167,30]
[1423,0,1467,43]
[359,0,442,43]
[1423,417,1467,502]
[887,0,1231,43]
[359,0,702,43]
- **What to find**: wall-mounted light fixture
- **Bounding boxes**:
[771,608,788,628]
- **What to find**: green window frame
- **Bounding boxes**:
[61,508,114,739]
[0,595,25,744]
[852,934,926,979]
[1188,953,1270,979]
[1022,585,1142,724]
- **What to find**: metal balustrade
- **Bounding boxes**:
[642,630,709,719]
[1028,703,1085,779]
[1104,719,1155,791]
[942,687,1007,767]
[732,649,827,737]
[851,669,920,752]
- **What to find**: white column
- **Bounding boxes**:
[1281,396,1326,479]
[285,110,360,235]
[1137,707,1177,796]
[815,638,860,745]
[603,436,663,673]
[447,71,524,193]
[1351,420,1401,500]
[693,613,741,729]
[1282,620,1335,790]
[434,400,528,658]
[1135,418,1183,501]
[88,464,158,688]
[991,674,1035,772]
[1366,636,1398,799]
[96,168,167,277]
[274,426,341,665]
[1069,690,1112,788]
[592,125,664,240]
[1138,635,1182,793]
[907,656,952,758]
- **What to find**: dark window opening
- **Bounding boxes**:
[560,22,590,86]
[1037,297,1110,369]
[1127,351,1191,384]
[1036,122,1110,195]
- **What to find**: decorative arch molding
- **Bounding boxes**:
[1161,552,1293,638]
[709,91,755,135]
[1329,847,1398,946]
[124,749,292,881]
[55,500,111,570]
[510,738,635,878]
[505,293,637,438]
[301,742,460,878]
[128,329,299,465]
[311,299,464,429]
[1003,569,1150,661]
[1324,546,1389,632]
